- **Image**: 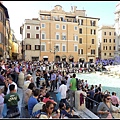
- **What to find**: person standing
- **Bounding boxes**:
[111,92,119,107]
[0,87,4,118]
[59,80,67,104]
[4,84,20,118]
[69,73,77,108]
[17,68,25,88]
[6,75,17,95]
[50,71,56,92]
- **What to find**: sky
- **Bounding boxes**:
[2,1,118,41]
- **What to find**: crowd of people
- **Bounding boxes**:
[0,59,119,119]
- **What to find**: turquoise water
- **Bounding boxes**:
[76,72,120,99]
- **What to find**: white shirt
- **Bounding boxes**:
[1,65,5,70]
[59,84,67,99]
[7,82,17,94]
[23,80,31,90]
[66,78,71,90]
[58,74,62,83]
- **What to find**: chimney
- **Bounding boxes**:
[74,6,77,12]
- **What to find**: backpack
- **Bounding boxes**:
[76,78,79,90]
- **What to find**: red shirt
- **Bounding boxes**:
[42,98,55,104]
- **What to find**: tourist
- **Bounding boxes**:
[23,82,35,110]
[17,68,25,88]
[6,75,17,94]
[0,87,4,118]
[50,71,56,92]
[28,88,40,117]
[111,92,119,107]
[98,84,102,92]
[69,73,77,108]
[87,86,95,109]
[39,101,54,118]
[42,92,57,105]
[23,74,33,90]
[52,108,60,118]
[97,94,119,119]
[57,72,62,91]
[4,84,20,118]
[59,80,67,104]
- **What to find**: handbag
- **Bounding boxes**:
[56,92,61,102]
[6,107,20,118]
[106,112,113,119]
[105,103,114,119]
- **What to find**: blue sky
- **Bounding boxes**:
[3,1,118,40]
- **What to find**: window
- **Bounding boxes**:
[81,49,83,54]
[78,19,83,25]
[56,24,60,29]
[41,33,46,39]
[41,45,45,51]
[113,39,115,43]
[103,46,105,50]
[114,32,116,36]
[27,33,30,38]
[91,29,94,34]
[62,45,66,51]
[26,45,31,50]
[55,45,59,51]
[109,46,111,50]
[74,45,78,52]
[91,49,95,54]
[62,25,66,30]
[41,23,45,28]
[36,34,39,39]
[106,39,107,42]
[106,46,107,50]
[35,45,40,50]
[104,53,106,56]
[79,49,84,54]
[92,39,94,44]
[36,26,39,30]
[109,53,111,56]
[93,21,96,26]
[78,49,83,54]
[114,46,115,50]
[79,38,82,44]
[56,33,60,40]
[74,35,78,41]
[41,16,44,20]
[94,30,96,35]
[104,39,105,42]
[27,26,30,29]
[74,26,78,30]
[79,28,82,34]
[109,32,111,35]
[104,32,106,35]
[109,39,111,43]
[62,33,66,40]
[90,20,96,26]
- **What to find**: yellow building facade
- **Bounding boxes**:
[98,25,116,59]
[39,5,100,62]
